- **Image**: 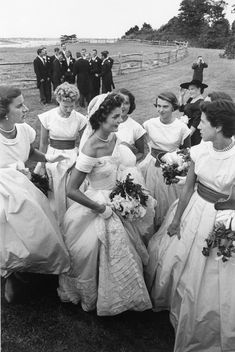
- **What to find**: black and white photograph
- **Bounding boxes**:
[1,0,235,351]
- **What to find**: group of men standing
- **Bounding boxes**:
[33,44,115,106]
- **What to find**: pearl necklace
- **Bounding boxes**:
[0,125,16,133]
[95,133,110,143]
[213,141,234,152]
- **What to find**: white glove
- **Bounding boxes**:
[179,115,189,124]
[45,153,68,163]
[100,206,113,220]
[34,162,46,175]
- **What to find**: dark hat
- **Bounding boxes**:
[180,79,208,90]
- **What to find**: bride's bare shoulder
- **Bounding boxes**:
[81,135,99,158]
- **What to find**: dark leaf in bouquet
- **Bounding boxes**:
[30,172,50,197]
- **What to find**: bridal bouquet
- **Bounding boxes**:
[202,210,235,262]
[109,173,148,221]
[160,148,191,185]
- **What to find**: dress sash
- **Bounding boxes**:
[50,138,75,150]
[197,182,228,204]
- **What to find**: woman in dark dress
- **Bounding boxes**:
[179,79,208,146]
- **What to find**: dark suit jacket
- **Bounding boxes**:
[99,59,114,92]
[73,58,90,95]
[107,57,114,69]
[192,62,208,82]
[52,58,66,90]
[33,56,51,88]
[64,57,75,83]
[89,56,102,76]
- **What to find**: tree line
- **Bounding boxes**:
[123,0,235,56]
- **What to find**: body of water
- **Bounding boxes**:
[0,38,59,48]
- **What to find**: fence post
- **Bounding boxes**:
[168,51,171,64]
[118,52,122,75]
[140,52,144,69]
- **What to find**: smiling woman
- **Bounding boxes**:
[140,91,191,228]
[57,92,153,315]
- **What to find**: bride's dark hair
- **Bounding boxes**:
[90,93,123,130]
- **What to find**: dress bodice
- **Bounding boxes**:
[191,142,235,195]
[75,144,120,191]
[38,108,87,141]
[0,123,36,168]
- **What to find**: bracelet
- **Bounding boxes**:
[100,206,112,220]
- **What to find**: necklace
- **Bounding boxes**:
[0,125,16,133]
[213,140,234,152]
[95,133,110,142]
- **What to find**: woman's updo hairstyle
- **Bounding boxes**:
[118,88,136,114]
[89,93,123,130]
[156,91,179,111]
[200,99,235,138]
[0,85,22,120]
[55,82,79,103]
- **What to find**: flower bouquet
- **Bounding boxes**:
[109,173,148,221]
[160,148,191,185]
[202,210,235,262]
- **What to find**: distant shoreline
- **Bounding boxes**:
[0,38,59,48]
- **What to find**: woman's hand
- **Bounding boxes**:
[167,220,181,239]
[179,87,187,97]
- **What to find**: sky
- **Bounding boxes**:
[0,0,234,38]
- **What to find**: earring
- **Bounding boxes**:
[5,116,8,120]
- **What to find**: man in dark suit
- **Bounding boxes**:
[89,49,102,99]
[33,47,52,104]
[99,51,114,93]
[73,52,90,107]
[51,51,66,91]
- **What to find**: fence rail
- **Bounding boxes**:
[0,40,188,87]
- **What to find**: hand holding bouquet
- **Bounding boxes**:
[160,148,191,185]
[109,173,148,221]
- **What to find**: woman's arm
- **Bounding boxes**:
[66,167,105,213]
[134,134,148,162]
[167,161,197,238]
[29,145,47,162]
[39,124,49,154]
[181,135,191,148]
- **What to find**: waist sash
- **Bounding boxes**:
[197,182,228,204]
[151,148,167,167]
[50,139,76,150]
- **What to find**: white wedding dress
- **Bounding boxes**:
[58,141,154,315]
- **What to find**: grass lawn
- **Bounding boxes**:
[1,41,235,352]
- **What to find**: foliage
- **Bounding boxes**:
[122,0,233,49]
[202,221,235,262]
[60,34,78,44]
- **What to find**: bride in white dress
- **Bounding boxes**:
[58,93,152,315]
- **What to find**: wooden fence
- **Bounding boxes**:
[0,40,188,87]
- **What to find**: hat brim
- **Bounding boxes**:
[180,81,208,89]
